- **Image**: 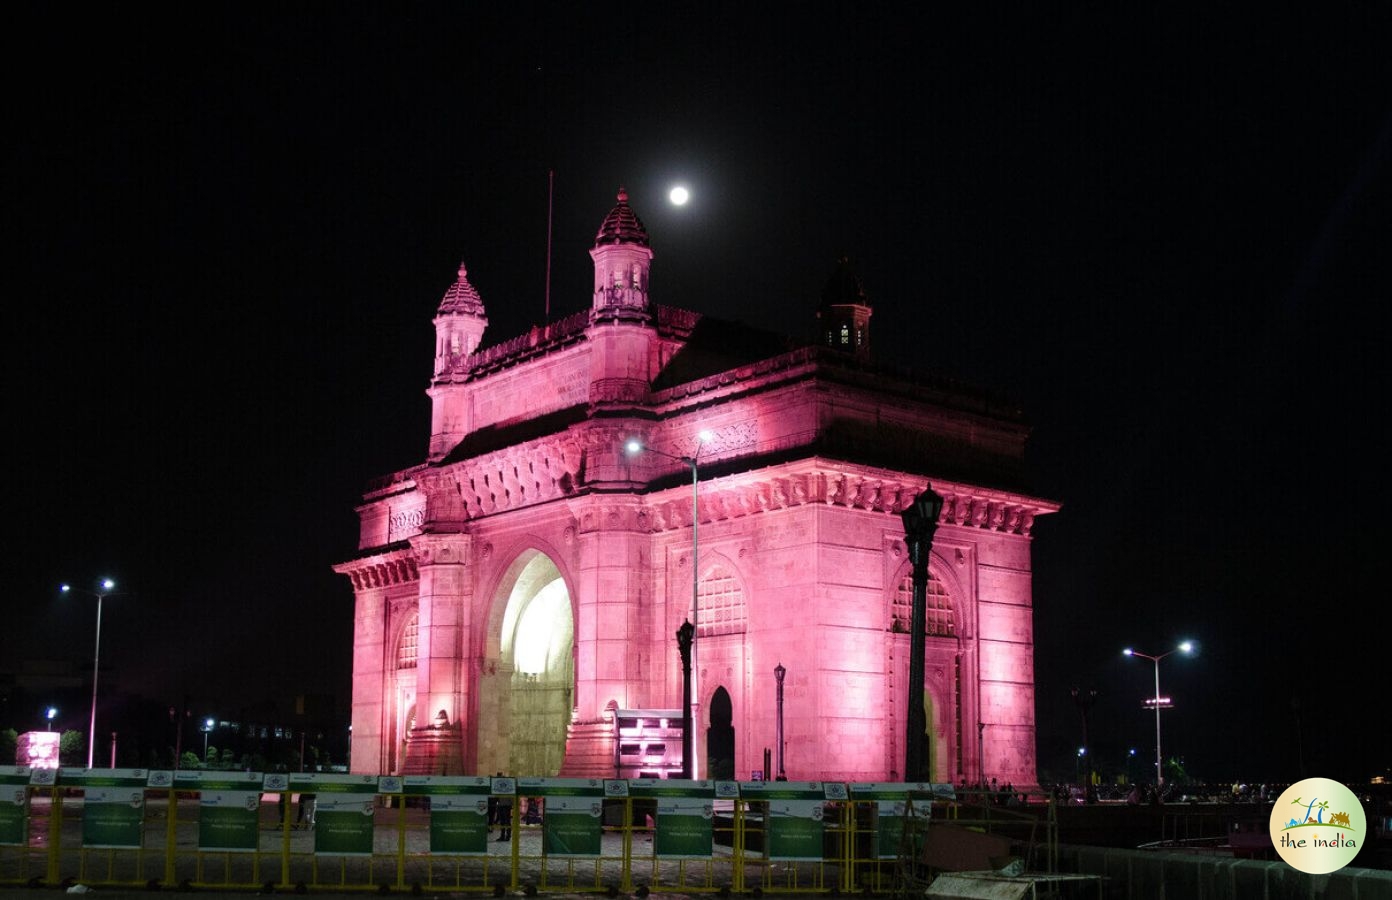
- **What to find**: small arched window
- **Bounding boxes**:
[397,612,419,669]
[697,564,747,637]
[892,573,954,636]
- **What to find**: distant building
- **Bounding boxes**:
[335,189,1056,785]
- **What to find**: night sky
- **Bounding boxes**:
[6,5,1389,783]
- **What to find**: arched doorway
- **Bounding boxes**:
[483,551,574,776]
[707,687,735,780]
[389,612,419,774]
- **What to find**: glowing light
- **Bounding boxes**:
[514,578,570,675]
[696,429,713,443]
[21,732,60,769]
[626,439,643,455]
[669,186,689,206]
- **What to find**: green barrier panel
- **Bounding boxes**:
[523,777,605,858]
[0,767,30,846]
[58,768,148,850]
[739,781,827,861]
[404,775,491,854]
[289,772,381,856]
[847,782,951,859]
[627,778,716,859]
[171,769,263,852]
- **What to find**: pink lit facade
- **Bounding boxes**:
[336,190,1057,786]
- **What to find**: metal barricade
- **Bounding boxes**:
[3,767,1062,895]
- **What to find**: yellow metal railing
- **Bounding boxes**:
[0,778,1053,894]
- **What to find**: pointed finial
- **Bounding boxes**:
[617,186,628,204]
[458,260,468,278]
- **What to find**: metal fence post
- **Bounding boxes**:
[163,784,177,886]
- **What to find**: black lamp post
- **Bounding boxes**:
[676,619,695,779]
[900,488,943,783]
[774,662,786,779]
[1071,687,1098,801]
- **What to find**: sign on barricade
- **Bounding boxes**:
[0,767,30,845]
[166,769,263,851]
[847,782,952,858]
[404,775,492,854]
[520,777,604,856]
[625,778,716,859]
[59,768,148,849]
[289,772,382,855]
[740,780,835,861]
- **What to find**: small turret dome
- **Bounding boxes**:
[593,187,651,248]
[438,262,486,316]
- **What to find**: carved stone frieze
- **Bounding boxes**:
[387,506,426,543]
[410,533,473,566]
[589,377,649,405]
[634,468,1048,536]
[333,549,420,592]
[403,435,589,531]
[577,503,648,534]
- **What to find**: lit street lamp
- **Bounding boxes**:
[45,707,58,731]
[1123,641,1193,787]
[900,488,944,783]
[61,578,117,769]
[627,429,712,779]
[202,718,215,762]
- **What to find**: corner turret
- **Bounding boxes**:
[588,188,653,323]
[816,256,872,360]
[433,261,489,375]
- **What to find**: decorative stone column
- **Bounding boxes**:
[403,532,473,775]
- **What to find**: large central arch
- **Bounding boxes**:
[479,550,574,776]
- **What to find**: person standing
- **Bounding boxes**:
[298,792,316,830]
[494,793,512,842]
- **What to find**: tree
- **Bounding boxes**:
[0,729,17,765]
[59,731,85,767]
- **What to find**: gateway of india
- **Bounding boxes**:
[335,189,1056,786]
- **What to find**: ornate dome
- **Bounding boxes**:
[438,262,486,316]
[820,256,869,310]
[592,187,650,248]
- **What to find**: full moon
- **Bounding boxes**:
[669,186,690,206]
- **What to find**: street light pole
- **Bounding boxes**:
[62,578,117,769]
[774,662,786,779]
[627,430,712,780]
[1123,642,1193,788]
[899,488,943,783]
[1071,687,1098,801]
[203,718,215,763]
[676,619,695,779]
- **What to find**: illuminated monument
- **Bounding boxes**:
[335,189,1056,785]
